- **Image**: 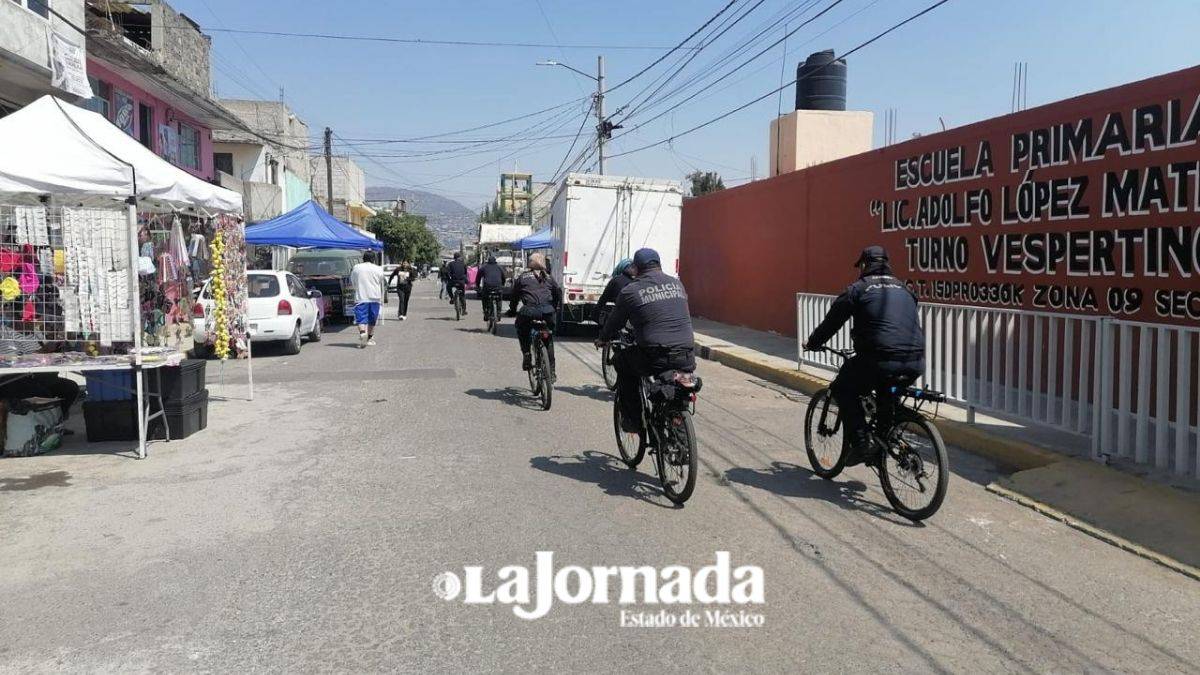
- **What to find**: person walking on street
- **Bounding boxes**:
[388,261,413,320]
[350,251,386,347]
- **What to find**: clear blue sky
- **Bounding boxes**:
[175,0,1200,209]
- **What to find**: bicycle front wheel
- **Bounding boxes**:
[537,341,553,410]
[879,416,949,521]
[612,394,645,468]
[658,411,698,505]
[804,388,847,479]
[601,344,619,390]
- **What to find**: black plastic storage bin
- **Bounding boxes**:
[150,359,207,404]
[149,388,209,441]
[83,399,138,442]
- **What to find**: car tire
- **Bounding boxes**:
[283,324,302,355]
[307,316,322,342]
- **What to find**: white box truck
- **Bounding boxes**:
[545,173,683,326]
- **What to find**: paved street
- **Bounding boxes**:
[2,280,1198,673]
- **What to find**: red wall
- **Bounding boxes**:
[682,65,1200,336]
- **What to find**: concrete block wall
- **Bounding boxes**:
[151,0,211,98]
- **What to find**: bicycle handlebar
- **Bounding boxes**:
[807,345,854,359]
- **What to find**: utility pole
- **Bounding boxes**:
[323,127,333,213]
[596,54,606,175]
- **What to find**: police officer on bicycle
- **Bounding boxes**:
[444,252,469,314]
[508,252,562,373]
[476,254,507,321]
[803,245,925,465]
[597,248,695,433]
[592,258,636,324]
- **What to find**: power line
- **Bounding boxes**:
[615,0,848,130]
[606,0,742,92]
[609,0,953,159]
[187,27,697,51]
[196,0,281,99]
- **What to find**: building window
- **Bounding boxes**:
[11,0,50,19]
[178,123,200,170]
[82,76,111,118]
[213,152,233,176]
[138,103,153,148]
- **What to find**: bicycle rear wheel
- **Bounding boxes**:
[488,299,498,334]
[527,340,541,395]
[601,343,618,390]
[879,416,949,521]
[804,388,847,479]
[454,292,462,321]
[537,340,553,410]
[658,411,698,505]
[612,394,645,468]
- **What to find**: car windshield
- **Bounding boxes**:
[289,256,353,276]
[248,274,281,298]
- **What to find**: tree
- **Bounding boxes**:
[687,171,725,197]
[478,200,511,223]
[366,211,440,265]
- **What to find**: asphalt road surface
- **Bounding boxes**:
[2,280,1198,673]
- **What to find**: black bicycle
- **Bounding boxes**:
[601,327,633,391]
[482,289,503,335]
[804,347,949,521]
[527,319,554,410]
[450,285,466,321]
[610,354,702,505]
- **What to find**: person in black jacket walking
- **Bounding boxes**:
[507,252,561,372]
[476,255,507,321]
[387,261,414,320]
[598,248,695,433]
[803,245,926,465]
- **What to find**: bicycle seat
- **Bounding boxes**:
[881,373,918,389]
[655,370,702,390]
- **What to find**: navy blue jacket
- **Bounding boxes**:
[445,259,469,284]
[599,266,693,349]
[806,263,925,359]
[476,262,506,289]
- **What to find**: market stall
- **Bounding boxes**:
[512,227,552,250]
[0,95,244,459]
[245,199,382,251]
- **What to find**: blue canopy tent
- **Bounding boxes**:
[245,199,382,250]
[512,226,552,250]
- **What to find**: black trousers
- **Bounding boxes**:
[830,354,924,440]
[393,286,410,317]
[615,346,695,431]
[479,287,502,317]
[515,307,555,360]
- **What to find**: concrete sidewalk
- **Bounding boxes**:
[692,317,1200,581]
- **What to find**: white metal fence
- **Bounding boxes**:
[797,293,1199,478]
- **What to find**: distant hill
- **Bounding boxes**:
[366,187,478,248]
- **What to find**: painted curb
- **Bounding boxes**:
[986,482,1200,582]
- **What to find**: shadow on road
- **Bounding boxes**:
[464,387,544,411]
[723,461,921,527]
[557,384,613,402]
[530,451,675,508]
[0,470,72,491]
[325,343,364,349]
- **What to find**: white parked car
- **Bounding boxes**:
[193,270,322,357]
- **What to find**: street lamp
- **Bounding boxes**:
[537,56,608,175]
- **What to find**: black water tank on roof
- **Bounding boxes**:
[795,49,847,111]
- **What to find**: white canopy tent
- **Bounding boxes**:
[0,96,244,458]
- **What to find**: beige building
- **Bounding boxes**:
[311,155,375,227]
[768,109,873,176]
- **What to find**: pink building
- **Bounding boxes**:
[81,0,242,183]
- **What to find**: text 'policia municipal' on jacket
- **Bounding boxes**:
[509,270,562,313]
[807,264,925,358]
[600,268,693,348]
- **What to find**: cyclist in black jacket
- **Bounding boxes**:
[803,245,925,465]
[592,258,636,324]
[476,255,507,321]
[444,252,469,314]
[508,252,562,372]
[598,248,695,433]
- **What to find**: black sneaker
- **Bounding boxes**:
[522,353,532,371]
[843,431,872,467]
